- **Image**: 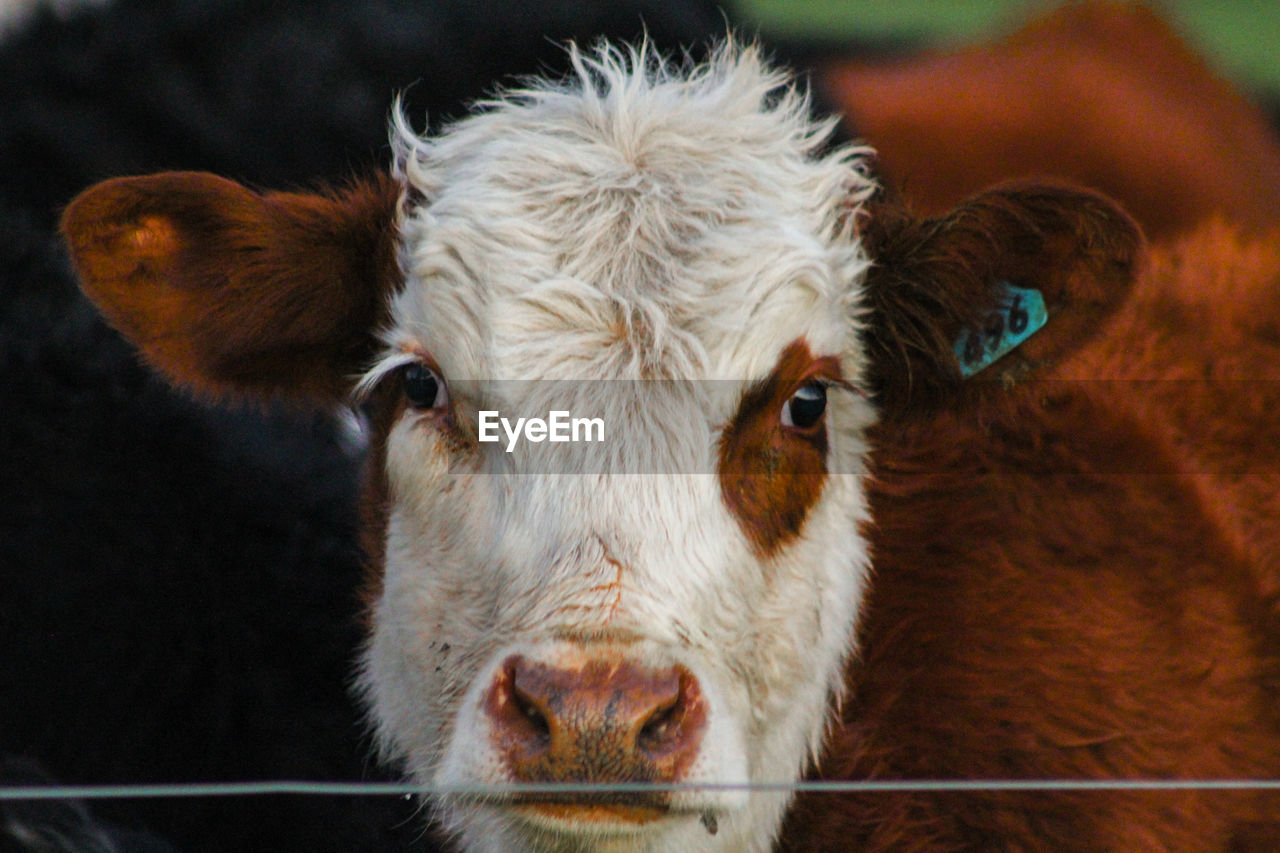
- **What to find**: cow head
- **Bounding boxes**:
[62,42,1139,853]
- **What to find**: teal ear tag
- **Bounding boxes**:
[953,283,1048,377]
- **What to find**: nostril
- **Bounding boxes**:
[637,669,698,757]
[638,698,680,749]
[509,677,551,746]
[488,657,553,757]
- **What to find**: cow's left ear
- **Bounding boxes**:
[860,180,1143,421]
[61,171,402,403]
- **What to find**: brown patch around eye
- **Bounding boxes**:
[717,339,837,558]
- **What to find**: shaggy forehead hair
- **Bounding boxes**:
[371,41,875,387]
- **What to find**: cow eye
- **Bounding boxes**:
[403,363,448,410]
[781,382,826,430]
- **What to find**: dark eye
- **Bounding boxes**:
[781,382,826,430]
[403,363,448,410]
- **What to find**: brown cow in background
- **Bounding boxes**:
[820,1,1280,240]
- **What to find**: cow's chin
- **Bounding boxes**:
[432,751,753,853]
[448,799,728,853]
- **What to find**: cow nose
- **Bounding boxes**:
[485,654,706,785]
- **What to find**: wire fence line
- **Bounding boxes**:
[6,779,1280,802]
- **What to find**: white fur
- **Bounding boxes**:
[357,41,878,852]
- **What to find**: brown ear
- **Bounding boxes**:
[61,171,402,402]
[862,180,1143,421]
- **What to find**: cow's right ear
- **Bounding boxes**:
[61,171,402,403]
[860,180,1143,421]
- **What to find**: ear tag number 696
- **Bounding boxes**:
[954,283,1048,378]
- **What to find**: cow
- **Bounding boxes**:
[59,39,1280,851]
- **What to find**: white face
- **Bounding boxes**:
[356,45,878,853]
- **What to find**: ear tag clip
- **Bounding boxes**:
[954,283,1048,377]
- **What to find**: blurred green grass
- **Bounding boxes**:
[731,1,1280,93]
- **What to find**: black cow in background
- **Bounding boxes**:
[0,2,730,850]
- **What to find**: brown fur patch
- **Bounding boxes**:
[718,340,843,558]
[1068,222,1280,601]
